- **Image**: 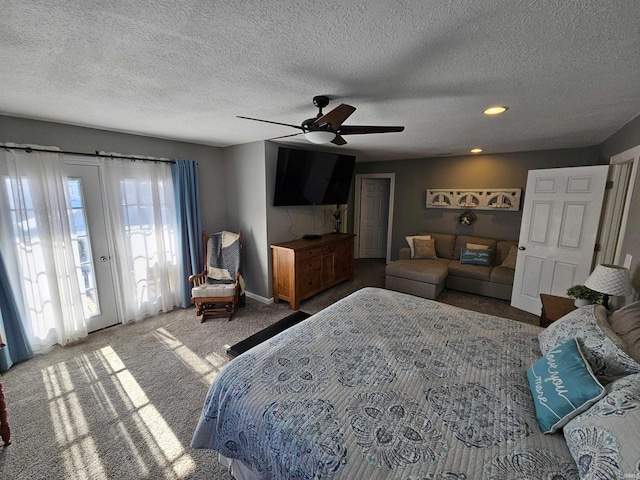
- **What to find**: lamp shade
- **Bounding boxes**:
[584,264,633,296]
[304,130,336,144]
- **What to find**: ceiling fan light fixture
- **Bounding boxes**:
[305,130,337,144]
[483,106,508,115]
[238,96,404,146]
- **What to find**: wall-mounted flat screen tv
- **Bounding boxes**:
[273,147,356,206]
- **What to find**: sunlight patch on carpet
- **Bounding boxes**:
[153,327,223,384]
[43,362,108,479]
[97,345,196,478]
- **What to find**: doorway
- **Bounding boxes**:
[595,144,639,266]
[65,162,119,332]
[354,173,395,262]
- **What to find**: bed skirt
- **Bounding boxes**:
[219,454,259,480]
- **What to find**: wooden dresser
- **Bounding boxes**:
[271,233,355,310]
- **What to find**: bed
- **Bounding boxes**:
[192,287,640,479]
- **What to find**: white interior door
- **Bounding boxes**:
[511,165,609,314]
[358,178,390,258]
[65,163,119,332]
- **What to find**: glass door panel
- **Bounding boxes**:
[65,163,119,332]
[66,178,100,318]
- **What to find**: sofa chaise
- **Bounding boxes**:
[385,232,518,301]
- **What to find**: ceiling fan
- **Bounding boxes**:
[237,95,404,145]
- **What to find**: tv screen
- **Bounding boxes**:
[273,147,356,206]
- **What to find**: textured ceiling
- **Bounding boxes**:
[1,0,639,161]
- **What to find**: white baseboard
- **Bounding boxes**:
[245,291,273,304]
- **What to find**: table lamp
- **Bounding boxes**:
[584,264,633,309]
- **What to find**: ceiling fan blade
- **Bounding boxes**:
[267,132,303,140]
[331,135,347,145]
[338,125,405,135]
[237,116,303,130]
[314,104,356,129]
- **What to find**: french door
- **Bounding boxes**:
[64,163,119,332]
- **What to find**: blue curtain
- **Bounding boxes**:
[171,159,204,308]
[0,250,33,372]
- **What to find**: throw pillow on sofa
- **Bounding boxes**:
[406,235,431,258]
[500,244,518,269]
[413,238,437,259]
[460,247,492,266]
[466,242,489,250]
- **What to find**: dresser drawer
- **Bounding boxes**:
[321,241,349,254]
[298,255,321,275]
[333,241,351,256]
[297,247,322,261]
[299,272,321,296]
[321,243,335,254]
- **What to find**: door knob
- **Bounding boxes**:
[100,255,109,262]
[518,246,526,251]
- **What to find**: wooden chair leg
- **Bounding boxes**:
[0,375,11,446]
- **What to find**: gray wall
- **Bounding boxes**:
[354,146,605,260]
[223,141,271,299]
[599,113,640,292]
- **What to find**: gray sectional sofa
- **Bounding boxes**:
[385,232,518,301]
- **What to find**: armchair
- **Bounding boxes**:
[189,231,242,322]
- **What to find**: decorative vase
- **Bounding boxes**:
[574,298,591,307]
[332,219,342,233]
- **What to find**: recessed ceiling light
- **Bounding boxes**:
[470,148,483,154]
[483,106,508,115]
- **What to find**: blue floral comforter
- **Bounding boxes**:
[192,287,578,479]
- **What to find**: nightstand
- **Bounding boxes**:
[539,293,577,328]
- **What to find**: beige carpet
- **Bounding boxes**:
[0,259,538,479]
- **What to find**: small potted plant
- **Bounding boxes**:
[330,205,346,233]
[566,285,604,307]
